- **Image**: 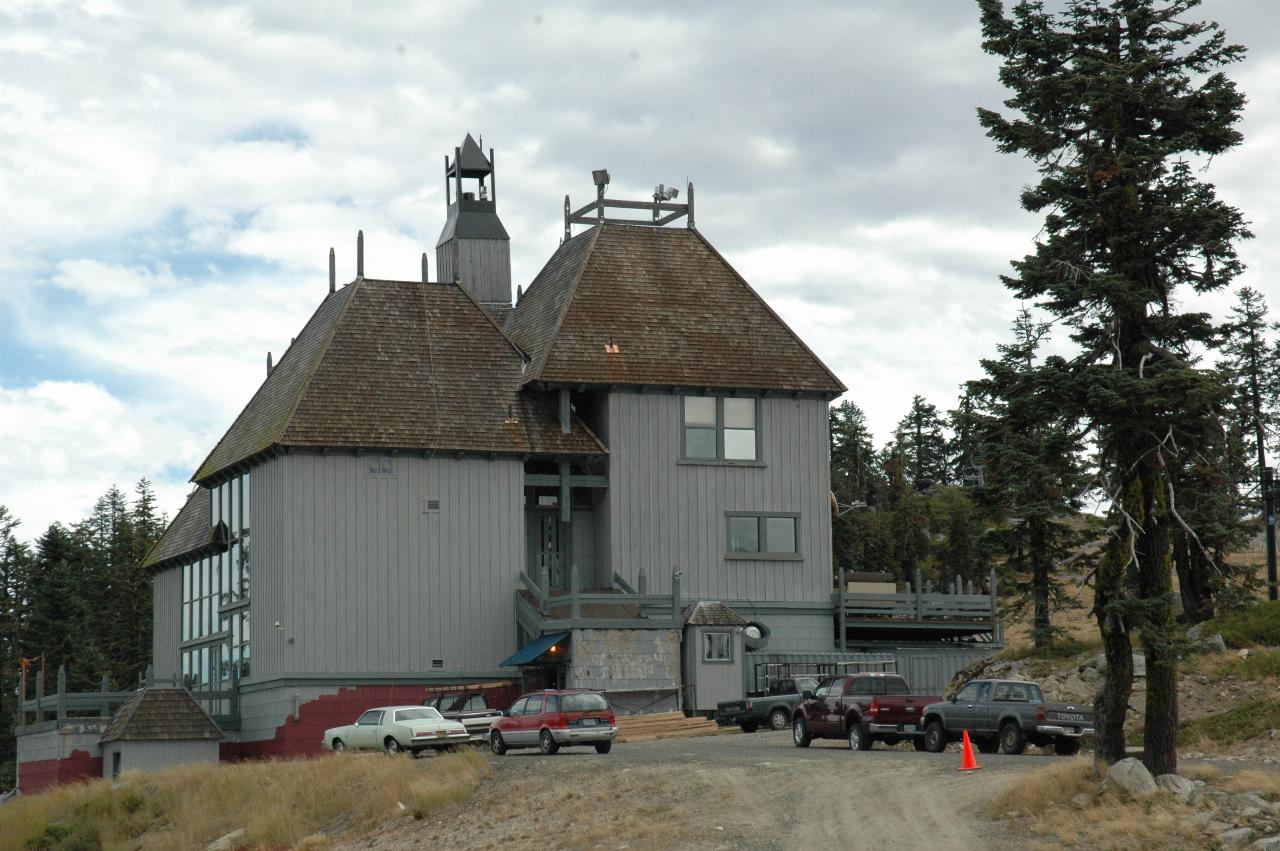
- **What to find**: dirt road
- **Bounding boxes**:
[351,731,1048,850]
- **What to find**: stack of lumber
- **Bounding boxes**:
[615,711,726,743]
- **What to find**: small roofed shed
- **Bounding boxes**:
[681,602,749,713]
[99,688,222,779]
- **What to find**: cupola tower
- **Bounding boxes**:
[436,134,511,310]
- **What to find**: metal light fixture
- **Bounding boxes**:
[592,169,610,187]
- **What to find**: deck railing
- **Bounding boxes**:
[16,664,240,734]
[833,567,1000,648]
[517,565,684,633]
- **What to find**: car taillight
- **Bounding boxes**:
[869,698,879,716]
[1037,705,1045,722]
[746,701,753,711]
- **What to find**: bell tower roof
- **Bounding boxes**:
[449,133,492,178]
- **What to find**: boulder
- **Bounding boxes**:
[1233,793,1272,811]
[1202,634,1228,653]
[207,829,247,851]
[1071,792,1093,810]
[1252,837,1280,850]
[1084,653,1146,677]
[1222,828,1258,846]
[1188,623,1206,641]
[1102,758,1158,798]
[1156,774,1196,802]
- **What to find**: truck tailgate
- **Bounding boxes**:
[868,695,940,730]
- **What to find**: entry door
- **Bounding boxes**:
[538,514,565,591]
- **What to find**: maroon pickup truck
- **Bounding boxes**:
[791,672,942,751]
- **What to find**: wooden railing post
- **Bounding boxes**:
[570,565,581,621]
[56,665,67,720]
[638,567,648,595]
[914,570,923,621]
[35,667,45,723]
[671,568,682,627]
[100,675,111,717]
[539,560,550,615]
[989,567,999,617]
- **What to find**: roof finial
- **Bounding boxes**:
[356,231,364,279]
[422,252,429,284]
[266,351,273,376]
[328,247,335,293]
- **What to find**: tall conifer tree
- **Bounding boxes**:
[978,0,1249,773]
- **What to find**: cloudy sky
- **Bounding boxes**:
[1,0,1277,540]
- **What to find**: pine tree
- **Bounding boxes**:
[0,506,31,785]
[830,401,890,575]
[968,309,1090,649]
[24,523,108,692]
[893,395,950,491]
[978,0,1250,774]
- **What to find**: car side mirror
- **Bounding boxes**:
[801,691,814,701]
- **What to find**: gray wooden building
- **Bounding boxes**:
[142,135,903,753]
[99,688,222,778]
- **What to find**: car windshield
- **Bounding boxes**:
[395,708,442,722]
[561,693,609,712]
[880,678,909,696]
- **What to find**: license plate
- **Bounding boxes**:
[581,718,597,726]
[436,730,447,737]
[904,724,917,733]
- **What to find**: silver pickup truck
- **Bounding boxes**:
[919,678,1094,756]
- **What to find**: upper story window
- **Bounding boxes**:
[681,396,759,463]
[210,471,251,604]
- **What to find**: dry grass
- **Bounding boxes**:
[1219,768,1280,797]
[1,749,489,851]
[991,758,1207,850]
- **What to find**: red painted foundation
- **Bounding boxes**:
[18,749,103,794]
[225,682,520,760]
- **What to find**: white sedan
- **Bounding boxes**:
[321,705,471,755]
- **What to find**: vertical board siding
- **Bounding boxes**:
[108,741,219,778]
[251,456,286,681]
[151,568,180,680]
[607,392,832,604]
[264,453,522,677]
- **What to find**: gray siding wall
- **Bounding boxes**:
[606,392,832,603]
[749,611,835,653]
[103,740,219,778]
[152,567,180,680]
[437,238,511,306]
[251,452,524,682]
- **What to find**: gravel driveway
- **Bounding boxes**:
[353,731,1051,850]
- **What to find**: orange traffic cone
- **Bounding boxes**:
[958,729,982,772]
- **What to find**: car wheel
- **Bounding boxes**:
[331,738,345,752]
[490,730,507,756]
[792,717,812,748]
[739,720,758,733]
[384,736,404,755]
[912,736,928,752]
[768,708,790,731]
[999,722,1026,756]
[1054,737,1081,756]
[539,729,560,755]
[924,721,946,753]
[594,741,612,754]
[848,724,871,751]
[976,738,999,755]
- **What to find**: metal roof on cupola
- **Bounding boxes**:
[449,132,493,177]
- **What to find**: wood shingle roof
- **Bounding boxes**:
[140,488,213,570]
[99,687,223,743]
[505,224,846,395]
[192,278,605,484]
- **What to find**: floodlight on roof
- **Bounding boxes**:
[653,184,679,202]
[592,168,610,187]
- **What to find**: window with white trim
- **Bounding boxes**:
[703,631,733,662]
[726,513,799,558]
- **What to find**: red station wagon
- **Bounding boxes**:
[488,689,618,755]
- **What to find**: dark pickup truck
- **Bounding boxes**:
[425,691,505,742]
[716,676,820,732]
[791,672,942,751]
[920,678,1094,755]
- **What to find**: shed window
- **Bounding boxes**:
[703,631,733,662]
[681,396,760,462]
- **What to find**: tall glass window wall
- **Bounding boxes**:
[180,471,251,714]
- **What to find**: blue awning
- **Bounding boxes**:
[500,631,570,667]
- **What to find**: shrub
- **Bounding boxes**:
[1203,601,1280,649]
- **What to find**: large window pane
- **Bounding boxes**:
[723,398,755,428]
[685,427,717,459]
[728,516,760,552]
[724,429,757,461]
[240,473,251,535]
[683,396,716,427]
[764,516,797,554]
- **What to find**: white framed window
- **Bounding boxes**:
[703,631,733,663]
